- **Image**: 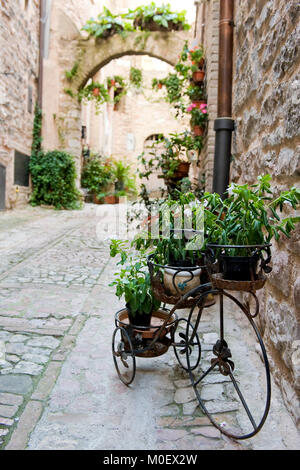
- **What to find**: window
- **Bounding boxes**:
[14,151,30,187]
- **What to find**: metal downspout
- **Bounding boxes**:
[212,0,235,198]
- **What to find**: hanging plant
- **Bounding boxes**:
[129,67,143,88]
[124,3,190,32]
[82,7,126,39]
[78,81,110,113]
[189,46,205,70]
[107,75,128,105]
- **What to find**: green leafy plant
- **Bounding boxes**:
[138,131,202,181]
[152,73,184,105]
[82,7,125,39]
[109,240,161,317]
[203,175,300,255]
[188,45,205,71]
[185,84,205,102]
[187,103,208,127]
[30,150,81,210]
[65,62,79,81]
[107,75,128,104]
[124,2,190,31]
[133,192,204,266]
[151,41,206,117]
[81,156,113,198]
[129,67,143,88]
[78,81,110,112]
[111,159,137,197]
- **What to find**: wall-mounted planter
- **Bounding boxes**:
[192,70,205,83]
[192,125,205,136]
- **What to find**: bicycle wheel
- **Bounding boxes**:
[186,289,271,440]
[173,318,201,371]
[112,326,136,385]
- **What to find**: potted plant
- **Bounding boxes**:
[203,175,300,281]
[185,84,206,106]
[189,46,205,82]
[81,155,113,204]
[187,103,208,136]
[78,81,110,113]
[82,7,125,39]
[109,159,137,201]
[133,192,206,297]
[107,75,127,109]
[124,3,190,32]
[109,240,161,326]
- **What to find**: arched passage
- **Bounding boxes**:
[52,30,190,180]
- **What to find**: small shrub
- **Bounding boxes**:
[30,150,81,210]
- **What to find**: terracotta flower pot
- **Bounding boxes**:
[104,195,119,204]
[93,193,104,204]
[173,161,190,179]
[92,88,100,97]
[193,100,206,107]
[192,70,205,83]
[192,125,205,136]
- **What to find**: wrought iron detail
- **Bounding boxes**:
[211,339,235,376]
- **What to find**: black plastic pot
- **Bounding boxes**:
[126,305,152,328]
[220,255,259,281]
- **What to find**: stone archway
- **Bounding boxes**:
[53,30,190,178]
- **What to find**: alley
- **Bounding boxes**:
[0,205,299,450]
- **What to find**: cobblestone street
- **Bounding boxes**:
[0,205,299,451]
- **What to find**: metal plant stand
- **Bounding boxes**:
[112,243,272,440]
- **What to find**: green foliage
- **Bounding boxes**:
[203,175,300,255]
[152,73,184,105]
[81,156,113,197]
[185,84,205,101]
[109,240,161,316]
[82,3,190,39]
[107,75,128,104]
[31,104,43,159]
[138,131,203,181]
[111,159,137,197]
[65,62,79,81]
[78,81,110,112]
[82,7,124,39]
[29,150,81,210]
[124,2,190,31]
[187,103,208,127]
[132,192,203,266]
[130,67,143,88]
[152,41,206,119]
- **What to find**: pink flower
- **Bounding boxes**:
[202,109,207,114]
[187,103,197,112]
[199,103,207,110]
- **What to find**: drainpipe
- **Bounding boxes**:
[212,0,235,198]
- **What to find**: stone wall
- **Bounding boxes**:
[231,0,300,427]
[0,0,40,208]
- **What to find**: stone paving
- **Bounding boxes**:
[0,204,299,450]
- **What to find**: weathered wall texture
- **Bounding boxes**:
[0,0,40,208]
[197,0,219,192]
[231,0,300,426]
